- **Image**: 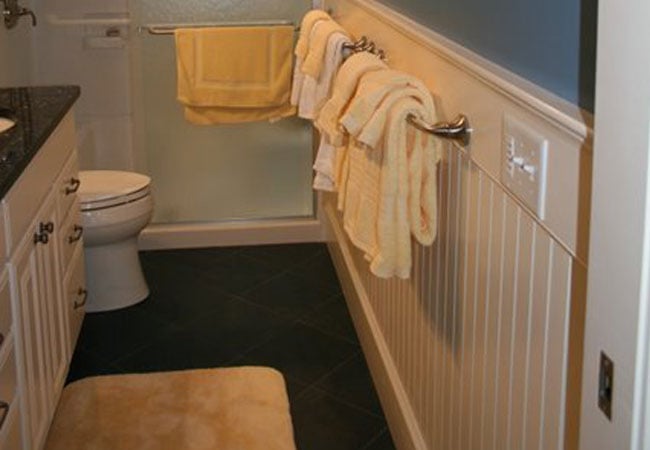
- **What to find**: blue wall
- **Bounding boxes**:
[376,0,597,111]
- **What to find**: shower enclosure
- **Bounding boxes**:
[132,0,318,248]
[32,0,320,249]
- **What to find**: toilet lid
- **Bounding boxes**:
[79,171,151,208]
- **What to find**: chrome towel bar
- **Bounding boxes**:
[408,114,472,147]
[138,20,296,35]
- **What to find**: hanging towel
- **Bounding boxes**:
[315,53,387,146]
[291,10,331,106]
[299,31,349,120]
[175,26,295,124]
[294,10,332,60]
[300,20,346,79]
[339,70,433,140]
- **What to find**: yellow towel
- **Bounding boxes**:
[175,26,296,123]
[315,53,387,145]
[300,20,346,79]
[294,10,331,59]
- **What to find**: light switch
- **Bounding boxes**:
[501,114,548,219]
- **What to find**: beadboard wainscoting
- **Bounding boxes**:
[322,1,592,449]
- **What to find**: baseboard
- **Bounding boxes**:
[324,203,427,450]
[138,218,325,250]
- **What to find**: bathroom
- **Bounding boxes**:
[0,0,648,449]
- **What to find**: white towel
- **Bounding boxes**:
[313,134,337,191]
[300,31,348,120]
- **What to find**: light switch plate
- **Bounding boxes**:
[501,114,549,219]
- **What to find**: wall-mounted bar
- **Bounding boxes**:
[46,14,131,27]
[408,114,472,147]
[138,20,295,35]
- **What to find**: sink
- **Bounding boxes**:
[0,108,16,134]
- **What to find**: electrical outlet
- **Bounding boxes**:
[501,115,548,219]
[599,352,614,420]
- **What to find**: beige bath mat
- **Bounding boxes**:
[45,367,297,450]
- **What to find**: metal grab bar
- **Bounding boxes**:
[139,20,295,35]
[407,114,472,147]
[46,14,131,26]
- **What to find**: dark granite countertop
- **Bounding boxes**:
[0,85,80,199]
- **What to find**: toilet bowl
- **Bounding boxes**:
[78,170,153,312]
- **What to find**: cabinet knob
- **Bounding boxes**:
[0,332,4,349]
[0,401,9,430]
[65,177,81,195]
[40,221,54,234]
[33,231,49,245]
[74,287,88,309]
[68,225,83,244]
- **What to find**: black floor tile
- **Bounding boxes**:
[66,347,123,384]
[242,271,339,319]
[137,264,241,325]
[232,321,358,386]
[76,307,176,363]
[113,328,239,373]
[290,250,341,289]
[315,352,384,416]
[300,294,359,343]
[363,428,397,450]
[238,243,326,269]
[197,252,281,295]
[291,387,386,450]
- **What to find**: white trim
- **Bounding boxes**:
[324,204,427,450]
[326,0,592,142]
[137,218,325,250]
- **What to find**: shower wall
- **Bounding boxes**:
[131,0,315,224]
[31,0,134,171]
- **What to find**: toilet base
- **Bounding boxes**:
[84,237,149,312]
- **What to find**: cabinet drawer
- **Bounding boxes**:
[59,207,83,276]
[2,112,75,256]
[0,396,22,450]
[65,247,86,353]
[0,273,10,357]
[56,150,81,222]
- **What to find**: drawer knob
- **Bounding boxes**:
[40,221,54,234]
[74,287,88,309]
[33,231,49,245]
[0,401,9,430]
[65,177,81,195]
[0,332,3,349]
[68,225,84,244]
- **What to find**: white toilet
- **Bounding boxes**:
[78,170,154,312]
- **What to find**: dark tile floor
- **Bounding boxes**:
[67,243,396,450]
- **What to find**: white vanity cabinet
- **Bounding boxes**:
[0,111,86,450]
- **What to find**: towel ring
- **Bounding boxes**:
[407,114,472,147]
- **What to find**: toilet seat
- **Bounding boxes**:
[79,170,151,211]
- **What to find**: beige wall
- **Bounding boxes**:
[0,9,34,86]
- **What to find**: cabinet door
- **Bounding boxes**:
[10,236,49,450]
[35,198,68,408]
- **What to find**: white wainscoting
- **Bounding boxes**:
[322,1,591,449]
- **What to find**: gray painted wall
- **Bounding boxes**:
[376,0,597,111]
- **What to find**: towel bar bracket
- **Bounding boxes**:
[407,113,472,147]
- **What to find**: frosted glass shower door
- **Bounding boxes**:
[131,0,314,224]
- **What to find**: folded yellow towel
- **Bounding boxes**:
[176,26,295,123]
[316,52,387,145]
[294,10,331,59]
[184,103,296,124]
[300,20,347,79]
